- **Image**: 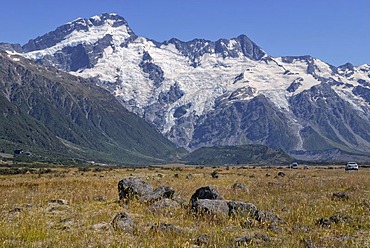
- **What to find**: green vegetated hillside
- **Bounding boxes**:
[184,144,294,166]
[0,52,180,164]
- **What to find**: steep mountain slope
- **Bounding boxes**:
[12,13,370,161]
[184,144,293,166]
[0,51,178,164]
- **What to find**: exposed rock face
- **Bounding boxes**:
[0,51,177,164]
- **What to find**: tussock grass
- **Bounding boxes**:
[0,165,369,247]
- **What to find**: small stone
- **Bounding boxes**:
[149,198,181,213]
[301,238,317,248]
[316,217,331,228]
[111,212,135,234]
[92,222,111,230]
[48,199,68,205]
[254,210,282,224]
[196,234,210,246]
[277,172,285,177]
[332,192,351,201]
[231,183,249,192]
[93,195,106,201]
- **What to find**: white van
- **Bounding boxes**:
[345,162,358,171]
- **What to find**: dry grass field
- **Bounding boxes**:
[0,164,369,247]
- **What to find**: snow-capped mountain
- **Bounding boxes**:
[12,13,370,161]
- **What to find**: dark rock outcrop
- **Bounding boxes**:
[189,186,224,208]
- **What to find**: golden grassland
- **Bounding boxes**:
[0,164,369,247]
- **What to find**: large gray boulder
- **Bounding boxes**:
[141,186,175,203]
[227,200,258,217]
[192,199,229,218]
[118,177,153,202]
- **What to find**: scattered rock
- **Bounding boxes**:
[118,177,153,202]
[142,186,175,203]
[9,207,22,213]
[149,198,181,213]
[267,223,284,233]
[254,210,282,225]
[277,172,285,177]
[211,170,219,178]
[362,199,370,209]
[196,234,210,246]
[329,214,352,224]
[190,186,224,207]
[92,222,111,231]
[231,183,249,192]
[332,192,351,201]
[48,199,68,205]
[316,217,332,228]
[240,219,254,228]
[186,174,193,180]
[268,181,284,186]
[93,195,106,202]
[111,212,135,234]
[192,199,229,218]
[234,234,253,244]
[235,233,270,245]
[227,200,257,217]
[301,238,317,248]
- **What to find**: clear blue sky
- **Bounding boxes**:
[1,0,369,66]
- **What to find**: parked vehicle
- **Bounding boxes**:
[345,162,358,171]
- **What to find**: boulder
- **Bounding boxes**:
[149,198,181,213]
[190,186,224,207]
[118,177,153,202]
[142,186,175,203]
[111,212,135,234]
[231,183,249,192]
[227,200,258,217]
[254,210,282,224]
[192,199,229,217]
[196,234,210,246]
[332,192,351,201]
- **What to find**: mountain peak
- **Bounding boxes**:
[22,13,133,53]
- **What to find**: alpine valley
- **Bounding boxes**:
[1,13,370,162]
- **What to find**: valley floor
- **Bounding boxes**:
[0,164,369,247]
